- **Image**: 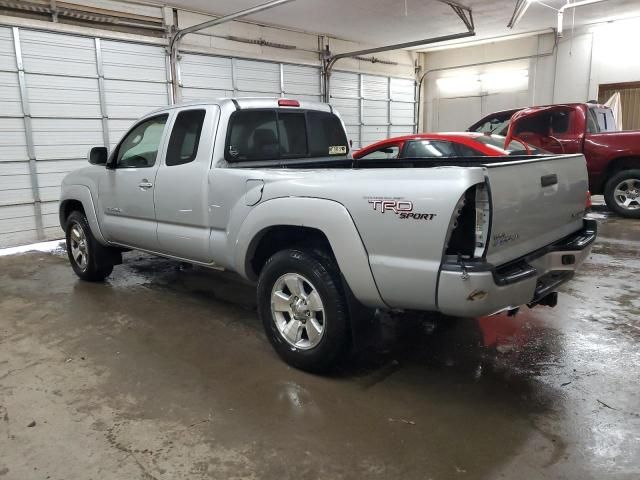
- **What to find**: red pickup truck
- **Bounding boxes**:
[468,103,640,218]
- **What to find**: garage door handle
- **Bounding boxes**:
[139,181,153,190]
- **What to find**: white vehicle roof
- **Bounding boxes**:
[147,97,333,115]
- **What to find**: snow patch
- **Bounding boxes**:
[0,239,65,257]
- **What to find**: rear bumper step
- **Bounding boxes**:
[437,219,596,317]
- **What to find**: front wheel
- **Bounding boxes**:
[257,249,350,373]
[604,169,640,218]
[65,211,114,281]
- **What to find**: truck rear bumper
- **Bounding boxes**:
[437,219,597,317]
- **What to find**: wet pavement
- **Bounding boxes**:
[0,210,638,479]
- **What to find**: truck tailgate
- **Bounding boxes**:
[484,154,588,266]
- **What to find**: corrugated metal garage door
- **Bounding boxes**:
[0,26,169,247]
[179,53,322,104]
[180,54,417,149]
[0,27,415,247]
[101,40,170,150]
[329,71,416,149]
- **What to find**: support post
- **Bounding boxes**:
[94,38,111,149]
[12,27,44,240]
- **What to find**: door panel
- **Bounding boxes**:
[98,168,160,248]
[154,106,219,262]
[98,113,169,249]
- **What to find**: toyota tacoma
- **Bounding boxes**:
[59,98,596,371]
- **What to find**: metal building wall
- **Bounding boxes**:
[0,26,169,248]
[178,52,322,103]
[329,71,416,149]
[0,25,416,248]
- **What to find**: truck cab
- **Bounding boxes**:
[469,103,640,218]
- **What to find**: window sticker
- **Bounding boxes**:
[329,145,347,155]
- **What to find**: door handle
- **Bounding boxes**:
[138,180,153,190]
[540,174,558,187]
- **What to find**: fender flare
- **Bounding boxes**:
[234,197,386,308]
[59,184,108,245]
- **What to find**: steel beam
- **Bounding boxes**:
[12,27,44,240]
[168,0,297,101]
[322,2,475,102]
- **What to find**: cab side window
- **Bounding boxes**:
[166,109,206,166]
[116,114,168,168]
[550,111,570,134]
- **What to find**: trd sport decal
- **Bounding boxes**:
[367,199,437,220]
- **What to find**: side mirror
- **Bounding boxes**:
[88,146,108,165]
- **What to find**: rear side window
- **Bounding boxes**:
[591,107,617,132]
[587,109,599,133]
[166,109,206,166]
[225,109,348,162]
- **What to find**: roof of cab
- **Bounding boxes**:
[147,97,333,116]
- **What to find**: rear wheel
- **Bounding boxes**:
[257,248,350,372]
[65,211,114,281]
[604,170,640,218]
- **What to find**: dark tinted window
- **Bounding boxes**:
[227,110,278,161]
[550,112,569,134]
[278,112,308,157]
[455,143,487,156]
[166,109,206,166]
[226,109,348,162]
[307,111,348,157]
[116,114,168,168]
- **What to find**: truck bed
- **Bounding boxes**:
[231,154,564,169]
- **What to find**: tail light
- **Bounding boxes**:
[585,190,592,209]
[445,183,491,260]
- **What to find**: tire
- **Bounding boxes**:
[65,211,114,281]
[604,169,640,218]
[257,248,350,373]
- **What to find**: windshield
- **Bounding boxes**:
[473,135,546,155]
[470,115,512,135]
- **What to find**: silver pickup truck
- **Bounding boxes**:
[59,98,596,371]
